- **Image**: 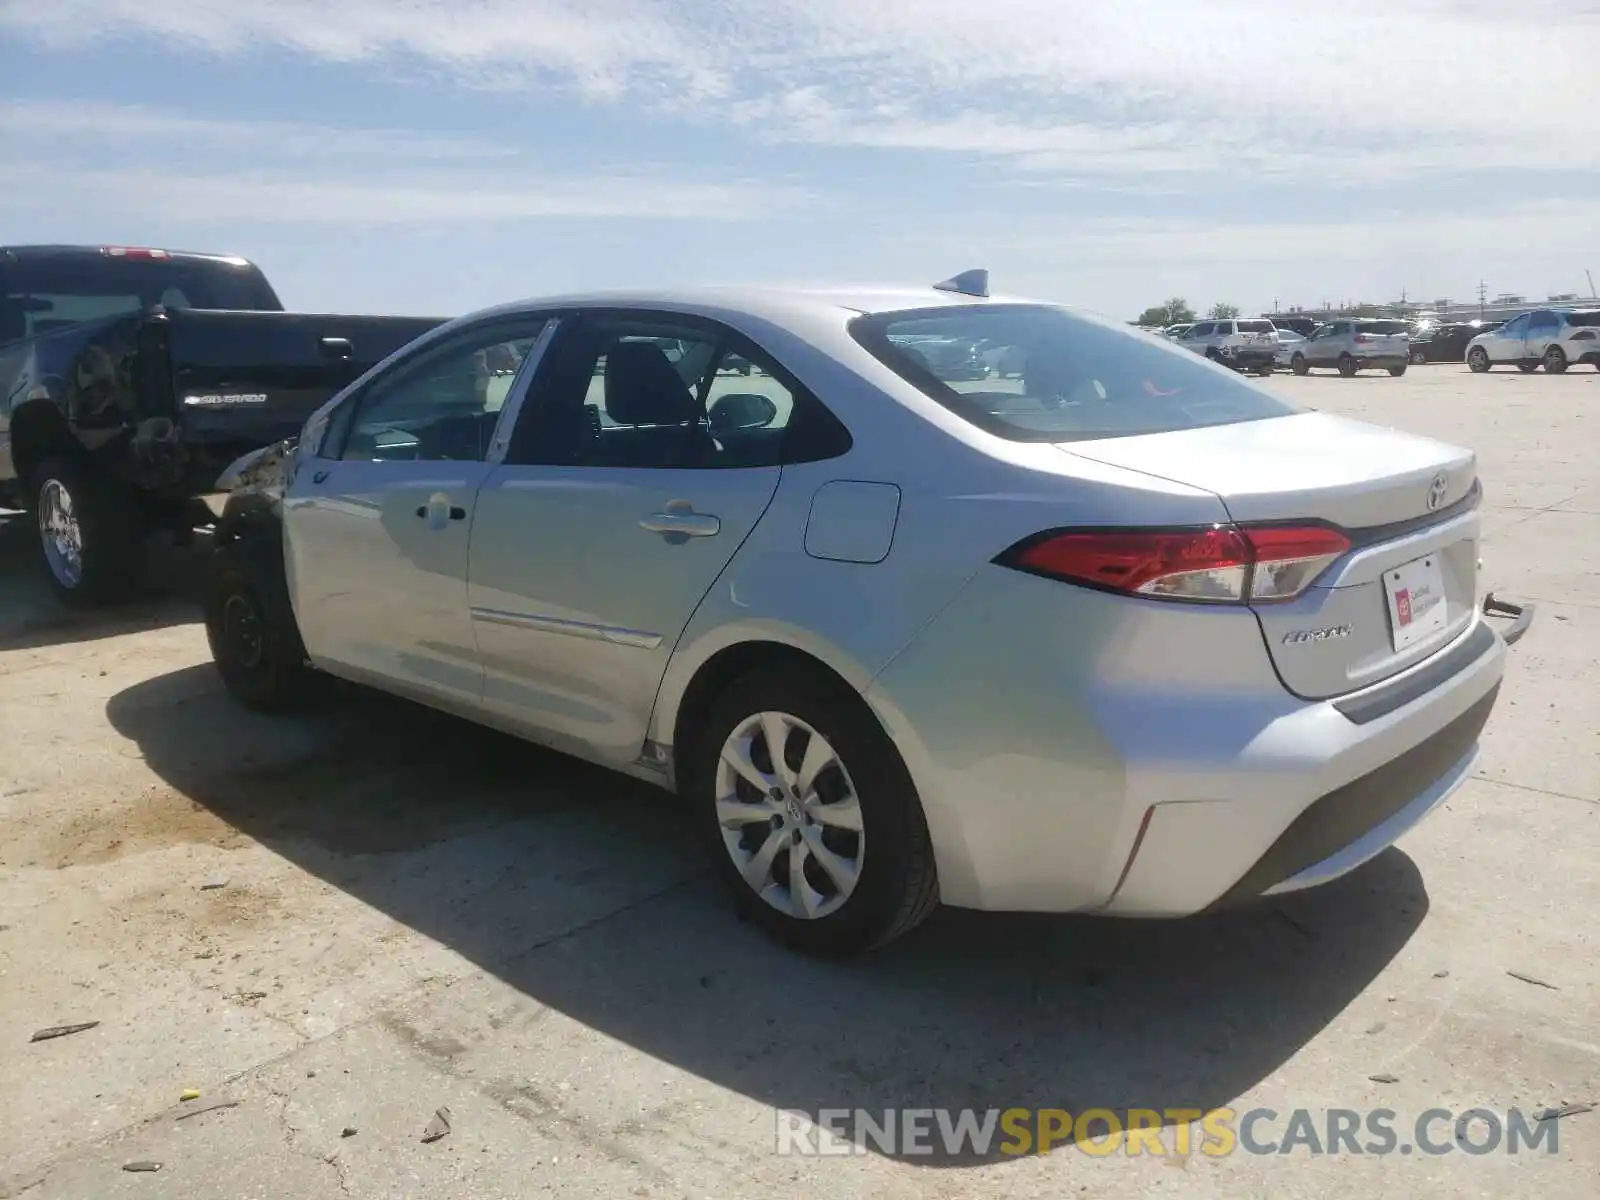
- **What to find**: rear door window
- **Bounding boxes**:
[1564,311,1600,328]
[850,304,1299,443]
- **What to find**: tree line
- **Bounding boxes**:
[1135,298,1239,327]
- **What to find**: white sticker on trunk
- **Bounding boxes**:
[1384,553,1449,652]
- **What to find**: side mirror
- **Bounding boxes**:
[708,392,778,432]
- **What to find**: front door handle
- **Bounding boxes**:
[640,500,720,542]
[416,504,468,520]
[319,336,354,360]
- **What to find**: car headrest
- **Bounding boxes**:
[603,341,699,426]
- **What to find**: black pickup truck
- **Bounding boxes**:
[1,245,442,604]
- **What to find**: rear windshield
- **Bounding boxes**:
[1356,320,1410,334]
[1237,320,1274,332]
[0,254,283,343]
[850,304,1299,443]
[1564,311,1600,328]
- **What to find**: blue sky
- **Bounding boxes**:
[2,0,1597,320]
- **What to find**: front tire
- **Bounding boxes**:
[1291,354,1309,376]
[1388,363,1408,377]
[1337,354,1359,377]
[689,665,939,955]
[205,540,312,712]
[1544,345,1569,374]
[29,457,147,606]
[1467,347,1491,373]
[1410,346,1427,364]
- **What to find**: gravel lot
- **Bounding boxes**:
[1,366,1596,1199]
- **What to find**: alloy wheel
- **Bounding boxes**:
[714,710,865,920]
[37,478,84,588]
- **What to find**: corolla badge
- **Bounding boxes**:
[1283,625,1353,645]
[1427,471,1449,511]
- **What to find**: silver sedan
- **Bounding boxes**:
[206,275,1513,954]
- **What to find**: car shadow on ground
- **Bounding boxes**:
[107,664,1430,1167]
[0,513,208,652]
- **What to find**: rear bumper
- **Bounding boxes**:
[865,566,1508,915]
[1222,347,1276,368]
[1355,353,1408,369]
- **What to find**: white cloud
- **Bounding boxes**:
[0,102,802,224]
[4,0,1596,179]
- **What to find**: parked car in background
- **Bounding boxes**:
[205,275,1511,955]
[1164,322,1194,340]
[1176,318,1278,374]
[1264,315,1319,338]
[1288,319,1410,377]
[897,333,989,380]
[0,244,443,603]
[1466,309,1600,374]
[1273,328,1307,369]
[1410,321,1503,364]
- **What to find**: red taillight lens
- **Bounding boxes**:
[1243,525,1352,601]
[1001,524,1350,604]
[1354,333,1372,344]
[1009,527,1253,602]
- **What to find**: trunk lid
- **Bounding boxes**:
[1059,412,1481,699]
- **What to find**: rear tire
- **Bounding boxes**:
[1337,354,1358,377]
[28,457,147,606]
[1291,354,1309,376]
[205,539,313,713]
[1543,345,1568,374]
[1467,347,1491,373]
[1410,346,1427,365]
[688,665,939,955]
[1388,364,1407,377]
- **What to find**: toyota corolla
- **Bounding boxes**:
[205,272,1521,954]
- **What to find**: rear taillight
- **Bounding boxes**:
[1354,333,1372,344]
[998,524,1350,604]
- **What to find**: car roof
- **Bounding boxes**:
[0,244,257,268]
[470,285,1056,327]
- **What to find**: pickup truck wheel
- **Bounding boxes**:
[1543,345,1569,374]
[1410,347,1427,364]
[1291,354,1309,376]
[689,666,939,955]
[1388,364,1408,377]
[30,457,147,606]
[205,544,312,712]
[1337,354,1359,377]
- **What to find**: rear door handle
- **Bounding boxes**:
[416,504,468,520]
[640,506,720,540]
[320,337,354,360]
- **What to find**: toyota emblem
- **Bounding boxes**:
[1427,472,1448,511]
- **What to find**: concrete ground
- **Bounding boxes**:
[1,365,1596,1199]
